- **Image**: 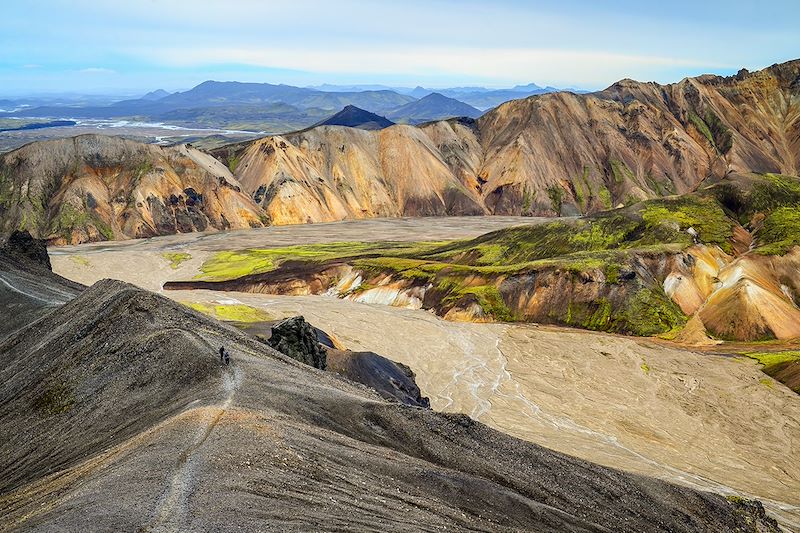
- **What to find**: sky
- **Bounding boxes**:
[2,0,799,96]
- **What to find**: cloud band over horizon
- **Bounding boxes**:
[2,0,798,95]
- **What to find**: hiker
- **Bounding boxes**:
[219,346,231,366]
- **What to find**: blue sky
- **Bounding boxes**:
[2,0,798,96]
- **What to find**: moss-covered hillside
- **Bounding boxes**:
[181,174,799,338]
[708,173,800,254]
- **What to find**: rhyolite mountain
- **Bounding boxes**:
[2,59,799,241]
[215,59,799,224]
[0,135,266,244]
[315,105,395,130]
[0,240,781,532]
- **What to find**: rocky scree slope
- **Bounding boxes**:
[0,274,781,531]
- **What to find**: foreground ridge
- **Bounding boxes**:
[0,260,781,531]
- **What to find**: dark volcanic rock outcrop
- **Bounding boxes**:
[235,315,429,406]
[1,230,51,270]
[266,315,327,369]
[0,268,781,531]
[0,231,81,340]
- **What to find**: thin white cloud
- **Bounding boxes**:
[78,67,116,74]
[139,45,727,87]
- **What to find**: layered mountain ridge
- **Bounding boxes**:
[0,59,798,244]
[217,59,800,225]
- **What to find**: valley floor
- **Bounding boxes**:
[49,217,800,529]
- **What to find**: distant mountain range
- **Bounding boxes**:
[386,93,482,123]
[307,82,589,109]
[141,89,171,101]
[0,80,585,132]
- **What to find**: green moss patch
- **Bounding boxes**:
[565,299,613,330]
[162,252,192,269]
[546,185,564,213]
[442,283,515,322]
[742,351,800,393]
[70,255,91,267]
[619,288,687,336]
[227,154,241,173]
[422,195,733,266]
[51,203,114,242]
[639,196,735,253]
[598,186,613,209]
[707,173,800,254]
[562,287,685,336]
[689,111,732,154]
[610,159,636,185]
[185,302,273,323]
[753,207,800,255]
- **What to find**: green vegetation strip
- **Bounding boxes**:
[742,351,800,369]
[742,351,800,393]
[197,241,448,281]
[419,194,734,264]
[709,173,800,255]
[185,302,273,323]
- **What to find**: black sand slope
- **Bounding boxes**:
[0,232,82,340]
[0,274,780,531]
